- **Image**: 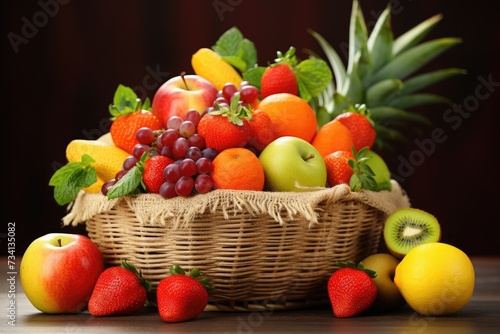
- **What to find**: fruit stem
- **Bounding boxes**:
[180,71,189,90]
[304,153,315,161]
[57,239,62,247]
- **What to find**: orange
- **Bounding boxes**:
[210,148,265,191]
[256,93,317,142]
[311,119,354,157]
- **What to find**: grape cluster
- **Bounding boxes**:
[210,81,259,111]
[102,109,218,198]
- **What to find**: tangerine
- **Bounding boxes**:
[311,119,354,157]
[210,148,265,191]
[256,93,317,142]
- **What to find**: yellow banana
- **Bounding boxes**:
[191,48,243,91]
[66,139,129,182]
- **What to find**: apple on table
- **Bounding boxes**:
[259,136,327,192]
[152,72,218,127]
[20,233,103,314]
[361,253,406,312]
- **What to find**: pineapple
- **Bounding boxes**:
[309,0,465,152]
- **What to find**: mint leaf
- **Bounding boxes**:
[242,66,266,91]
[107,164,143,199]
[212,27,257,73]
[295,58,333,102]
[49,154,97,205]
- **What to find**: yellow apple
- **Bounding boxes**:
[20,233,103,313]
[361,253,406,313]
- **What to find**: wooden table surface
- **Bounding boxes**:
[2,256,499,333]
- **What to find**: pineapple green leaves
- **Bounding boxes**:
[309,0,465,152]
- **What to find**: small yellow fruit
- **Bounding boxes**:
[394,242,475,316]
[191,48,243,91]
[66,140,129,182]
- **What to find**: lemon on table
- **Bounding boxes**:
[394,242,475,316]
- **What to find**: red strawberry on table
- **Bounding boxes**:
[334,104,376,151]
[88,260,151,316]
[157,265,213,323]
[327,261,377,318]
[260,47,299,99]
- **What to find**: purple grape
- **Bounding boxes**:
[132,144,151,160]
[185,146,202,161]
[178,158,197,177]
[202,147,218,160]
[179,120,196,138]
[195,174,213,194]
[188,134,205,150]
[175,176,195,197]
[172,137,189,159]
[185,109,201,127]
[159,182,177,199]
[135,127,155,144]
[196,157,213,174]
[167,116,183,130]
[163,163,181,183]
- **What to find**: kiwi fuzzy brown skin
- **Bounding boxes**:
[383,208,441,259]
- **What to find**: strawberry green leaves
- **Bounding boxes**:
[49,154,97,205]
[109,84,151,120]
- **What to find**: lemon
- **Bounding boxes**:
[394,242,475,316]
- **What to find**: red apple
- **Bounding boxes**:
[152,73,218,126]
[20,233,103,314]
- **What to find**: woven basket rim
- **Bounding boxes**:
[63,180,410,228]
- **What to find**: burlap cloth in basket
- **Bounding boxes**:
[62,180,410,311]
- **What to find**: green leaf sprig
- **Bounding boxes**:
[49,154,97,206]
[108,84,151,120]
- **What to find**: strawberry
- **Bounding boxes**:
[260,47,298,99]
[143,155,174,193]
[109,85,163,154]
[324,150,354,187]
[327,261,377,318]
[157,265,213,323]
[198,93,251,152]
[246,110,276,153]
[334,104,376,151]
[88,260,151,316]
[325,147,379,191]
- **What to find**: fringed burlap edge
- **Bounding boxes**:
[62,180,410,228]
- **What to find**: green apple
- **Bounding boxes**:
[361,253,406,312]
[20,233,104,313]
[365,150,392,191]
[259,136,327,191]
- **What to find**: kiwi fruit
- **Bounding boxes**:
[383,208,441,259]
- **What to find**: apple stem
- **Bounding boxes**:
[180,71,189,90]
[304,153,315,161]
[57,239,62,247]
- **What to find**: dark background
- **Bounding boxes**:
[3,0,499,256]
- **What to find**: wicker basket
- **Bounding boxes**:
[63,181,409,311]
